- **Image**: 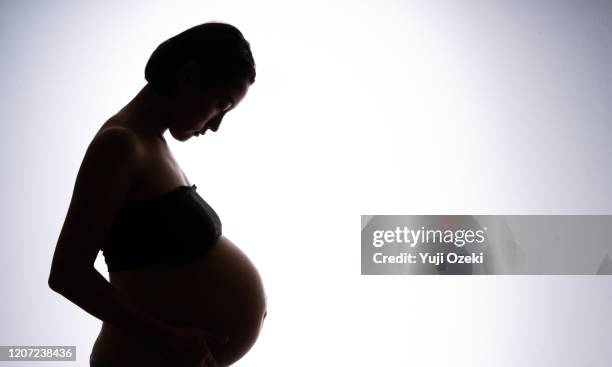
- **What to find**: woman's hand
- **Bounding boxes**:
[161,326,230,367]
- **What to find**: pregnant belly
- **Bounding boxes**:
[93,235,267,367]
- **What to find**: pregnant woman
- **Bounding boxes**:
[48,22,267,367]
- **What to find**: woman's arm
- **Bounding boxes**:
[48,127,175,351]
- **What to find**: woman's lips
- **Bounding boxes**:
[194,125,213,136]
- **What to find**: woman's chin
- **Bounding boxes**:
[168,129,195,142]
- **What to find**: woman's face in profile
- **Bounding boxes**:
[169,73,250,141]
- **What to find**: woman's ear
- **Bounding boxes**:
[176,60,201,91]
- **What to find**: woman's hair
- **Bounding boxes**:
[145,21,255,97]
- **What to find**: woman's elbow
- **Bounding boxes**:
[48,262,92,292]
[48,256,68,291]
[48,271,68,292]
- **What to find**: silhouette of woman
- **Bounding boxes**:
[48,22,267,367]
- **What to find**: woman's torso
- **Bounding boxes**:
[90,116,267,367]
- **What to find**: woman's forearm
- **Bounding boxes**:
[49,268,176,352]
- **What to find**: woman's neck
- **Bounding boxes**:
[119,84,174,141]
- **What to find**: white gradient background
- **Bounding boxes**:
[1,0,612,366]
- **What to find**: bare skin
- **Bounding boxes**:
[50,62,267,367]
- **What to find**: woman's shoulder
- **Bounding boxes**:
[81,119,147,186]
[89,126,143,160]
[96,113,137,140]
[92,112,150,155]
[96,113,161,152]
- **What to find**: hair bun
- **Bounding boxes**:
[144,22,255,97]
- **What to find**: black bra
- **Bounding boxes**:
[101,184,222,272]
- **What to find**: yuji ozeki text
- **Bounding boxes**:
[371,226,487,248]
